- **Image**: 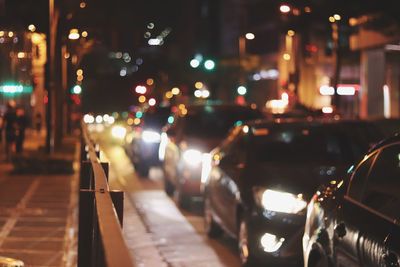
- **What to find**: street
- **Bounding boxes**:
[96,133,241,267]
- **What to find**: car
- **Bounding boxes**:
[202,119,384,266]
[159,103,264,208]
[125,106,172,176]
[303,133,400,267]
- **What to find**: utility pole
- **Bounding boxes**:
[47,0,62,153]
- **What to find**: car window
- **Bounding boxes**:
[247,123,373,164]
[347,151,377,201]
[220,129,247,164]
[361,144,400,219]
[182,107,261,138]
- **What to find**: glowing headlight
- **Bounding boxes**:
[142,130,161,143]
[182,149,203,167]
[254,188,307,214]
[111,125,127,139]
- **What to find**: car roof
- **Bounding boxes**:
[245,117,379,128]
[368,133,400,152]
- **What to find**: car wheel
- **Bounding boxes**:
[135,163,150,177]
[238,216,257,267]
[204,196,223,238]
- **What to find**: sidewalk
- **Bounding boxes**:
[0,130,79,267]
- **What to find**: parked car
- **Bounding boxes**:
[202,119,384,266]
[125,106,171,176]
[303,133,400,267]
[159,103,264,207]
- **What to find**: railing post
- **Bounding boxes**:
[101,162,109,182]
[80,161,93,190]
[110,191,124,227]
[78,189,95,267]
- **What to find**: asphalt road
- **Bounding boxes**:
[95,133,241,267]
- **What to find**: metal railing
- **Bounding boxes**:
[78,124,135,267]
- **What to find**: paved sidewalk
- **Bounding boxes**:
[0,130,79,267]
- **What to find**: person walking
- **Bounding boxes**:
[16,107,28,153]
[3,100,17,161]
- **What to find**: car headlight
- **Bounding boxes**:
[142,130,161,143]
[182,149,203,167]
[254,188,307,214]
[111,125,126,139]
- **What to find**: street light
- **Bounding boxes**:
[68,29,80,40]
[279,4,291,13]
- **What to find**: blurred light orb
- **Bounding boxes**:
[134,118,141,125]
[165,91,173,99]
[283,53,291,61]
[68,29,79,40]
[202,90,210,98]
[195,82,204,89]
[95,115,103,124]
[72,85,82,94]
[171,87,180,95]
[28,24,36,32]
[144,32,151,39]
[279,4,291,13]
[8,31,13,37]
[190,59,200,68]
[120,68,127,77]
[76,69,83,76]
[204,60,215,70]
[138,95,146,103]
[333,14,341,21]
[287,30,295,37]
[148,98,156,106]
[146,78,154,86]
[147,23,155,29]
[194,90,202,98]
[82,31,88,37]
[80,2,86,8]
[329,16,335,23]
[245,33,255,40]
[237,86,247,95]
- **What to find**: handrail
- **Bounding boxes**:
[78,123,135,267]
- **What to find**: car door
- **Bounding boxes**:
[334,151,378,267]
[213,130,247,235]
[356,144,400,266]
[336,144,400,267]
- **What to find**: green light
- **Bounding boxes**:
[190,59,200,68]
[235,120,243,126]
[204,59,215,70]
[0,84,33,95]
[167,115,174,124]
[237,86,247,95]
[122,111,128,119]
[136,111,143,118]
[71,85,82,94]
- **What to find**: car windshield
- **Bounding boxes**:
[184,107,262,138]
[248,123,379,164]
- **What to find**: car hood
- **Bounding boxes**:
[243,162,350,199]
[183,137,223,153]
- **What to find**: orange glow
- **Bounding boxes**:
[283,53,291,61]
[165,91,173,99]
[171,87,180,95]
[80,2,86,8]
[138,95,146,103]
[77,69,83,76]
[195,82,203,89]
[146,78,154,86]
[82,31,88,38]
[134,118,141,125]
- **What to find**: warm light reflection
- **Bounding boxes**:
[171,87,180,95]
[138,95,146,103]
[283,53,291,61]
[82,31,88,37]
[165,91,173,99]
[8,32,13,37]
[77,69,83,76]
[28,24,36,32]
[195,82,204,89]
[287,30,295,37]
[68,29,80,40]
[146,78,154,86]
[80,2,86,8]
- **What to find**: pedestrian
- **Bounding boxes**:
[16,107,28,154]
[3,100,17,161]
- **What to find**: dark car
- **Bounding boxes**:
[125,106,171,176]
[159,103,264,208]
[303,134,400,267]
[202,119,384,266]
